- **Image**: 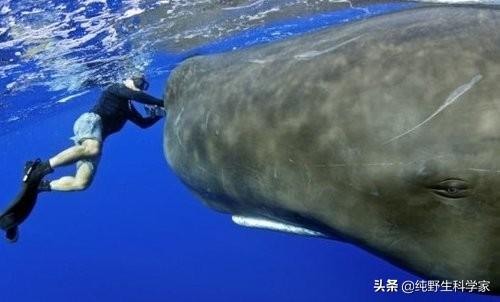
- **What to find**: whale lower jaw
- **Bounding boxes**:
[232,215,328,238]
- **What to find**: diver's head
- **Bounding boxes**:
[125,74,150,91]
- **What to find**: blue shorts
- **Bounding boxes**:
[71,112,102,172]
[71,112,103,144]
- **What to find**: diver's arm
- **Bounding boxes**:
[114,85,164,107]
[128,103,162,129]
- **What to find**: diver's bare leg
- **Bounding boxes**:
[49,161,95,192]
[48,139,101,169]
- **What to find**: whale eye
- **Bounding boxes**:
[430,179,469,199]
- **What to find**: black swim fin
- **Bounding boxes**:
[24,159,53,181]
[0,159,47,243]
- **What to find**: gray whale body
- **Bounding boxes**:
[164,6,500,292]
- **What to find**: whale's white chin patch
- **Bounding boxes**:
[232,215,327,237]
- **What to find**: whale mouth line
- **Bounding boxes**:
[232,215,328,237]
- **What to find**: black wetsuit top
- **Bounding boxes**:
[90,84,164,140]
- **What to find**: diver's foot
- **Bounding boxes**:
[37,160,54,177]
[37,179,52,193]
[24,159,54,182]
[5,227,19,243]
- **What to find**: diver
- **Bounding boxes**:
[25,74,165,192]
[0,75,164,243]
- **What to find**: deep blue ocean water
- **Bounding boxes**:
[1,1,499,301]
